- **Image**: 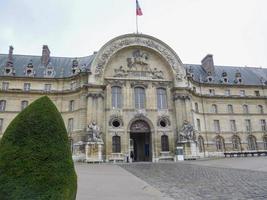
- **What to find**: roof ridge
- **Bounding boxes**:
[0,53,94,59]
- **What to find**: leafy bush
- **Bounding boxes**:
[0,96,77,200]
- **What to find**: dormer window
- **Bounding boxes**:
[220,71,228,83]
[71,58,80,75]
[24,60,35,77]
[234,70,242,84]
[207,76,213,82]
[206,71,213,82]
[4,66,15,76]
[43,64,56,78]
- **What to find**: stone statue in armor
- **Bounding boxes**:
[87,122,102,142]
[178,120,196,142]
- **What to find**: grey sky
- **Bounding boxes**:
[0,0,267,67]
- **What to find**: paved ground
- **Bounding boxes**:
[186,157,267,172]
[120,159,267,200]
[75,163,173,200]
[75,157,267,200]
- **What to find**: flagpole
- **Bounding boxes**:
[136,14,139,34]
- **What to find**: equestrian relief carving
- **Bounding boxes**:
[113,49,164,79]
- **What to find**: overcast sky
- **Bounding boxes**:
[0,0,267,67]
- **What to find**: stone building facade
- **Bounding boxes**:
[1,34,267,162]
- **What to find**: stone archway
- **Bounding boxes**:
[129,120,152,162]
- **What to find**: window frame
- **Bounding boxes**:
[0,100,6,112]
[157,88,167,110]
[111,86,122,109]
[161,135,169,151]
[134,87,146,109]
[112,135,121,153]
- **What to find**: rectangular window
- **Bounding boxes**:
[21,101,28,110]
[209,89,215,96]
[195,103,199,113]
[157,88,167,109]
[44,84,52,92]
[227,105,233,113]
[214,120,220,133]
[245,119,251,132]
[240,90,245,97]
[69,100,75,111]
[260,119,266,131]
[255,91,260,97]
[2,82,9,91]
[197,119,201,131]
[134,87,145,109]
[68,118,74,132]
[230,120,237,132]
[24,83,31,91]
[112,87,122,108]
[225,89,230,96]
[0,100,6,112]
[0,118,3,133]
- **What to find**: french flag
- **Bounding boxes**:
[136,0,143,16]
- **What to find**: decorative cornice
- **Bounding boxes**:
[130,81,148,88]
[87,92,104,99]
[173,93,191,101]
[105,79,126,87]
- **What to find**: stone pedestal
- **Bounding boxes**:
[85,141,104,163]
[178,140,199,159]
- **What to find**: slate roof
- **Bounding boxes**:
[0,54,95,78]
[0,53,266,86]
[184,64,267,86]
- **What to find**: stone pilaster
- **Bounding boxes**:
[173,93,191,128]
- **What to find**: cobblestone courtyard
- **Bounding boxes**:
[119,158,267,200]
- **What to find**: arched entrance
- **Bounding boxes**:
[130,120,152,162]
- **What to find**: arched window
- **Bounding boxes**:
[247,135,257,150]
[112,86,122,108]
[243,105,249,114]
[112,135,121,153]
[263,135,267,150]
[232,135,241,151]
[215,136,225,152]
[134,87,145,109]
[157,88,167,109]
[21,100,28,110]
[195,102,199,113]
[227,104,233,113]
[198,136,205,153]
[258,105,264,114]
[69,100,75,111]
[161,135,169,151]
[211,104,218,113]
[0,100,6,112]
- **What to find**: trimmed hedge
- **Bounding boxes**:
[0,96,77,200]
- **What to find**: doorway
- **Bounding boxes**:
[129,120,151,162]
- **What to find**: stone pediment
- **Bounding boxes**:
[91,34,185,82]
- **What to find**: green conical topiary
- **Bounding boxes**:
[0,96,77,200]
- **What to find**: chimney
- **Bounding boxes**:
[6,46,14,67]
[201,54,214,75]
[8,46,14,61]
[41,45,50,66]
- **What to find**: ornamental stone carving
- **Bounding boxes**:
[87,92,104,99]
[130,120,150,132]
[86,122,103,142]
[113,49,164,79]
[92,34,185,81]
[177,120,196,142]
[173,93,191,101]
